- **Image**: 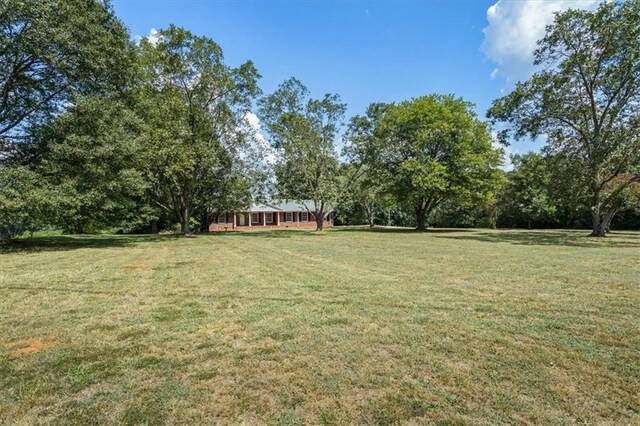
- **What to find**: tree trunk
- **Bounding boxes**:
[415,206,428,231]
[181,206,191,235]
[603,208,617,235]
[589,189,606,237]
[315,211,324,231]
[199,211,210,233]
[590,214,606,237]
[489,206,498,229]
[365,205,375,228]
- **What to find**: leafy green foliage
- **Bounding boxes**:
[258,78,345,230]
[0,0,133,145]
[39,96,151,233]
[488,0,640,236]
[350,95,503,230]
[0,165,57,240]
[498,153,556,229]
[136,25,260,233]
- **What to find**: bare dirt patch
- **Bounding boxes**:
[7,338,55,357]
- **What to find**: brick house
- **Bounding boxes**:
[209,200,335,231]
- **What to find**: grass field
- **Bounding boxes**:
[1,228,639,425]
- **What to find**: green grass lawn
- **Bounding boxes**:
[1,228,639,425]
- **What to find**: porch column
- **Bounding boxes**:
[276,212,280,226]
[263,212,266,226]
[297,212,300,227]
[233,212,237,229]
[248,213,251,227]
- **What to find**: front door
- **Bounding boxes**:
[239,214,245,226]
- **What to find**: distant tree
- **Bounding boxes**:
[542,152,591,229]
[499,153,556,229]
[0,166,55,240]
[136,25,260,234]
[373,95,503,230]
[343,103,392,228]
[258,78,346,231]
[488,1,640,237]
[0,0,133,151]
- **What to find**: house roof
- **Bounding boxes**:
[247,203,282,213]
[271,200,316,212]
[244,200,332,213]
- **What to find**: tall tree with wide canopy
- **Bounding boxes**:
[343,103,392,228]
[258,78,346,231]
[0,0,134,239]
[488,0,640,237]
[355,95,503,231]
[0,0,133,151]
[136,25,260,234]
[39,96,150,234]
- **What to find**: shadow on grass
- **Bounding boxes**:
[0,234,183,254]
[332,226,473,234]
[0,229,323,253]
[437,229,640,248]
[215,229,323,239]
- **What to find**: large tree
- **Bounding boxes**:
[488,0,640,237]
[343,103,393,228]
[351,95,503,231]
[39,96,150,234]
[0,0,134,239]
[258,78,346,231]
[136,25,260,234]
[0,0,133,150]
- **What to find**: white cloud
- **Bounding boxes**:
[134,28,161,46]
[482,0,600,84]
[242,112,278,166]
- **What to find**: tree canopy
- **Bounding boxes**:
[488,0,640,236]
[0,0,133,149]
[1,0,639,239]
[347,95,503,230]
[136,25,260,234]
[258,78,346,231]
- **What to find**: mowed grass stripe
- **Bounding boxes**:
[0,228,638,424]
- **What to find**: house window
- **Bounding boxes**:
[217,213,226,224]
[251,213,259,224]
[286,212,293,222]
[266,212,273,224]
[301,212,309,222]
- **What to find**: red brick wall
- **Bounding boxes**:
[208,212,332,232]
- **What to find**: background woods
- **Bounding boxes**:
[1,0,638,238]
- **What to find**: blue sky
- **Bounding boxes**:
[112,0,600,167]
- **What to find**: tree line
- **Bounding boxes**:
[1,0,638,239]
